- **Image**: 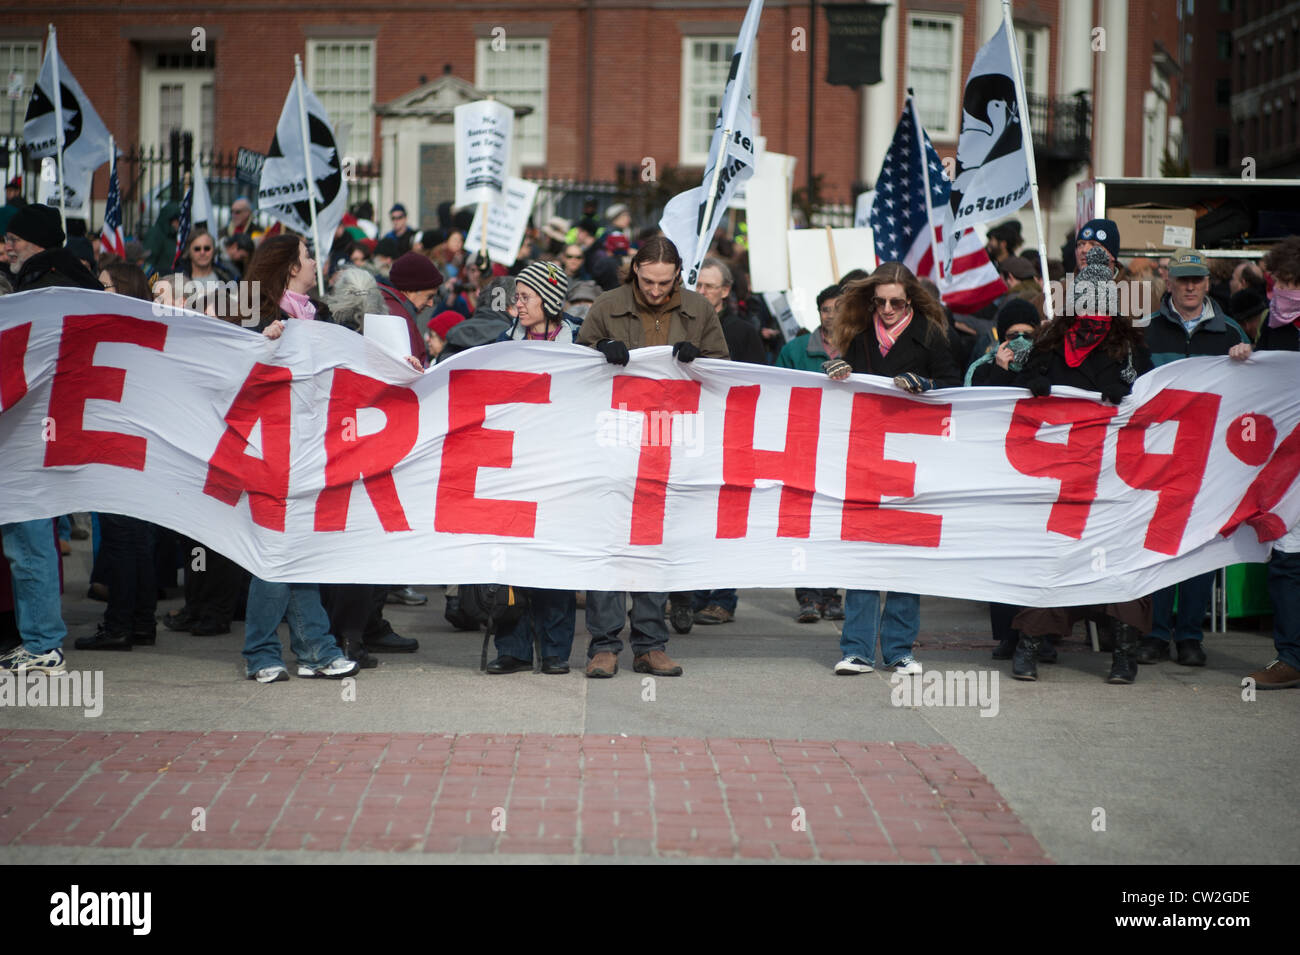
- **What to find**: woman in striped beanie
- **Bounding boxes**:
[499,260,577,343]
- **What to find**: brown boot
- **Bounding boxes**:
[1248,659,1300,690]
[633,649,683,677]
[586,651,619,678]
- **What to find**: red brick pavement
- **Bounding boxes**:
[0,730,1049,862]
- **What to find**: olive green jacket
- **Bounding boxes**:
[576,283,730,358]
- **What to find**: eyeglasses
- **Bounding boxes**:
[191,245,213,252]
[563,253,583,260]
[872,296,909,312]
[697,282,725,292]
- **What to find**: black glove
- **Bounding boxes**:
[1102,386,1128,405]
[1025,376,1052,398]
[474,247,492,274]
[893,372,935,394]
[672,341,701,363]
[596,339,630,366]
[822,358,852,379]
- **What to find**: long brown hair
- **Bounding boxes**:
[623,235,682,286]
[101,261,152,302]
[242,234,305,325]
[833,261,947,355]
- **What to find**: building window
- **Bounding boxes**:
[1217,31,1232,60]
[1214,128,1230,166]
[1015,25,1050,99]
[907,14,963,139]
[0,40,42,110]
[1215,77,1232,107]
[476,37,548,166]
[308,40,375,162]
[678,36,758,166]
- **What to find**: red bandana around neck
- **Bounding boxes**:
[1062,314,1112,367]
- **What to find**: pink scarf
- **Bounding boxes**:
[280,289,317,322]
[874,311,912,356]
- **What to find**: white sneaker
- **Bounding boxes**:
[249,665,289,684]
[0,646,66,674]
[891,655,922,675]
[298,657,359,679]
[834,656,874,675]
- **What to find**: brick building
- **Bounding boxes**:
[1229,0,1300,177]
[1,0,1194,248]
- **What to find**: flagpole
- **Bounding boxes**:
[907,91,945,285]
[293,54,325,295]
[1001,0,1053,321]
[48,24,67,234]
[105,133,114,236]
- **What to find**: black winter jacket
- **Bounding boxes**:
[842,317,962,386]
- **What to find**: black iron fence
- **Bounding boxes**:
[0,130,382,240]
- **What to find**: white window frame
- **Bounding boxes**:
[0,40,43,111]
[139,56,215,155]
[475,36,548,166]
[906,13,963,142]
[678,35,759,167]
[306,39,377,163]
[1015,25,1050,100]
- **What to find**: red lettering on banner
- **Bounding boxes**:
[1115,389,1220,555]
[435,369,550,536]
[717,385,821,538]
[1004,397,1117,539]
[841,393,949,546]
[43,314,168,470]
[0,323,32,410]
[1220,419,1300,542]
[203,363,293,531]
[613,376,702,545]
[315,368,420,532]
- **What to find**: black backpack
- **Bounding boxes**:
[458,584,530,671]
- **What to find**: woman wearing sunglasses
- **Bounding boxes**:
[181,228,236,291]
[822,262,961,677]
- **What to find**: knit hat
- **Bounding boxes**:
[1074,246,1119,316]
[515,260,569,320]
[427,310,464,340]
[996,297,1042,339]
[388,252,444,291]
[1228,287,1268,324]
[606,203,630,222]
[542,217,571,243]
[1076,219,1120,263]
[7,203,64,250]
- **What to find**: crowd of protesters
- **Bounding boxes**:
[1,184,1297,693]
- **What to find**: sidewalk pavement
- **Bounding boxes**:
[1,540,1296,864]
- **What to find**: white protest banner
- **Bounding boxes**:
[454,99,514,209]
[22,28,112,210]
[745,151,796,295]
[36,158,90,220]
[362,312,414,359]
[760,292,804,342]
[3,289,1298,604]
[785,228,876,329]
[463,177,539,268]
[940,21,1031,273]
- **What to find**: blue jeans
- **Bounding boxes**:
[242,578,345,675]
[494,588,577,662]
[1149,571,1215,643]
[1,519,67,654]
[693,588,737,613]
[586,591,669,657]
[841,590,919,666]
[1269,549,1300,671]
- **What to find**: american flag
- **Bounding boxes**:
[171,184,193,272]
[869,98,1006,314]
[100,155,126,259]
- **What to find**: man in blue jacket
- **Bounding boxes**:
[1137,248,1254,668]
